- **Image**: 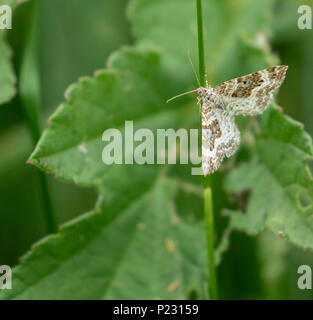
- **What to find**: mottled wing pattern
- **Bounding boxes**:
[215,66,288,116]
[202,102,240,176]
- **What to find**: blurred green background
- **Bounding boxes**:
[0,0,313,299]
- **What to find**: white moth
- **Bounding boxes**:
[168,65,288,175]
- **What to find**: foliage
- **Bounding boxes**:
[0,0,313,300]
[226,105,313,249]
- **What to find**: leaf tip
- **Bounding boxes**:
[168,279,181,292]
[94,69,103,77]
[165,238,175,253]
[278,231,285,238]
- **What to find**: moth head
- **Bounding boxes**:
[198,87,219,104]
[198,87,207,97]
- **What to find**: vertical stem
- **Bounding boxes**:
[196,0,205,88]
[204,188,218,299]
[196,0,218,299]
[38,171,57,234]
[20,0,57,233]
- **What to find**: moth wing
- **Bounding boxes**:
[202,106,240,176]
[215,66,288,116]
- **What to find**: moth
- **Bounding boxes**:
[167,65,288,176]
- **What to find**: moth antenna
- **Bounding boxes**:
[187,50,200,87]
[166,89,199,103]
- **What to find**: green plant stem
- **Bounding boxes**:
[20,0,57,233]
[196,0,218,300]
[204,188,218,299]
[196,0,206,87]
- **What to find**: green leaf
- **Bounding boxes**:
[225,105,313,249]
[29,48,194,182]
[0,178,207,300]
[1,48,208,299]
